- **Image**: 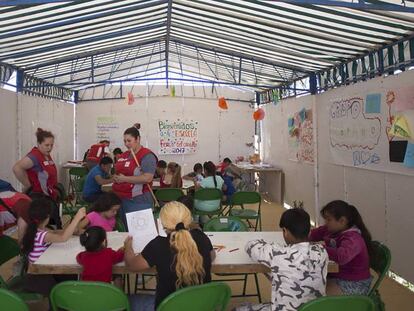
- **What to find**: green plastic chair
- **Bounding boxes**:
[204,216,261,302]
[50,281,130,311]
[193,188,223,217]
[299,295,375,311]
[155,188,184,202]
[204,216,248,232]
[156,282,231,311]
[228,191,262,231]
[368,241,391,311]
[69,167,88,205]
[0,288,29,311]
[0,236,42,302]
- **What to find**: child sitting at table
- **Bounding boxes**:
[154,160,167,179]
[82,156,114,203]
[183,163,204,184]
[21,198,85,295]
[78,193,121,233]
[309,200,373,296]
[160,162,182,188]
[238,208,328,311]
[77,226,124,284]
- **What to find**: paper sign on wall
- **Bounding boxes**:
[126,209,158,253]
[158,119,198,154]
[403,143,414,168]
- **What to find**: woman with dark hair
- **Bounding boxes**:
[13,128,62,228]
[112,124,157,226]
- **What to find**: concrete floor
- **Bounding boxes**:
[1,200,414,310]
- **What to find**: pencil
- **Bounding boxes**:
[229,248,239,252]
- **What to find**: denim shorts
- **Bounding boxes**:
[334,276,373,295]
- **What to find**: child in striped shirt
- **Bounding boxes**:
[21,198,85,295]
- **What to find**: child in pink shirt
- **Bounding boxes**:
[78,193,121,232]
[309,200,372,295]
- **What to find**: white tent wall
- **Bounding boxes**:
[262,69,414,284]
[0,88,18,187]
[261,95,316,220]
[76,85,255,174]
[0,90,75,189]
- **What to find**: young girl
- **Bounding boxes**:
[160,162,182,188]
[194,161,225,213]
[183,163,204,184]
[78,193,121,232]
[77,226,124,283]
[124,201,215,309]
[22,198,85,264]
[309,200,372,295]
[21,198,85,295]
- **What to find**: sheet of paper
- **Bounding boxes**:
[365,93,381,113]
[157,218,167,237]
[388,115,412,139]
[126,209,158,253]
[403,143,414,168]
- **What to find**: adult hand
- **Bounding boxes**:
[113,174,126,183]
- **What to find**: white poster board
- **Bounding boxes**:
[126,209,158,253]
[158,119,198,155]
[328,90,414,175]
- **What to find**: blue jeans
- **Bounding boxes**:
[121,192,153,230]
[129,293,155,311]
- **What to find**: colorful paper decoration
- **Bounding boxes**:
[253,108,265,121]
[170,85,176,97]
[388,115,411,139]
[218,97,228,110]
[126,92,134,105]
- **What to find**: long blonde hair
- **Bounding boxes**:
[167,162,182,188]
[160,201,205,288]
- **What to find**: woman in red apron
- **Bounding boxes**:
[112,124,157,227]
[13,128,61,228]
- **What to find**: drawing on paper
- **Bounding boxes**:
[287,108,314,163]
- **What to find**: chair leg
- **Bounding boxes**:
[242,273,248,296]
[254,273,262,303]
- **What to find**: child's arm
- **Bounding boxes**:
[111,248,124,264]
[123,236,150,271]
[75,217,90,235]
[325,235,362,265]
[245,239,277,266]
[94,175,113,185]
[44,208,86,243]
[309,225,329,242]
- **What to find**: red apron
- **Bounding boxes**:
[27,147,58,200]
[112,147,157,199]
[86,143,108,163]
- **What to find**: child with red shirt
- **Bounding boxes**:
[77,226,124,284]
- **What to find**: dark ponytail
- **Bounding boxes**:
[203,161,217,187]
[321,200,373,257]
[22,198,52,255]
[80,226,106,252]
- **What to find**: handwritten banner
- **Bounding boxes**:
[158,119,198,154]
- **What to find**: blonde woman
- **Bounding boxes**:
[124,201,215,309]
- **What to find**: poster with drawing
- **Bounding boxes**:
[328,89,414,174]
[287,108,314,163]
[158,119,198,154]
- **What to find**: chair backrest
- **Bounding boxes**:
[204,216,248,232]
[74,176,87,192]
[50,281,130,311]
[156,282,231,311]
[0,235,20,266]
[115,216,127,232]
[299,295,375,311]
[155,188,184,202]
[194,188,223,201]
[231,191,261,206]
[69,167,88,177]
[369,241,391,295]
[0,288,29,311]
